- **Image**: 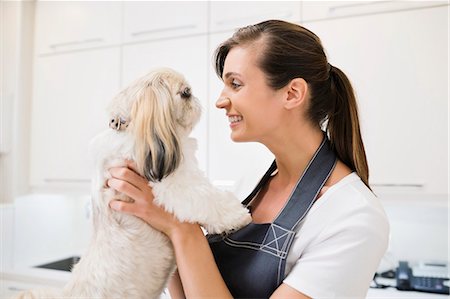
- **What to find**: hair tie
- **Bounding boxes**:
[327,63,333,74]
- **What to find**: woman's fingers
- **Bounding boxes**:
[109,166,149,192]
[107,177,144,201]
[109,200,135,215]
[125,160,139,174]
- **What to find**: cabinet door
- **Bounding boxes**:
[123,1,207,43]
[30,48,121,187]
[301,1,447,22]
[122,36,208,172]
[303,7,448,194]
[207,32,274,199]
[34,1,122,54]
[0,1,18,154]
[210,1,301,33]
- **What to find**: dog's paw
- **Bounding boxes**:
[203,206,252,235]
[229,210,252,232]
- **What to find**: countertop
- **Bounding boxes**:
[2,269,448,299]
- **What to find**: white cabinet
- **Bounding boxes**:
[209,1,301,33]
[207,32,274,200]
[123,2,207,43]
[29,48,120,187]
[122,35,209,171]
[34,1,122,54]
[26,2,448,196]
[0,1,19,155]
[301,1,448,22]
[303,6,448,194]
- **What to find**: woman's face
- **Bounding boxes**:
[217,45,286,143]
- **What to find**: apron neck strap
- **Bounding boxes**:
[241,161,277,207]
[242,133,337,230]
[274,135,337,230]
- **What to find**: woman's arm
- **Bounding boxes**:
[108,164,232,299]
[168,270,184,299]
[169,222,233,298]
[271,284,311,299]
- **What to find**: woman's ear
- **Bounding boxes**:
[284,78,308,110]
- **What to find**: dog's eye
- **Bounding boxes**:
[180,87,191,99]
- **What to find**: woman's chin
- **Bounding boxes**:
[230,132,250,143]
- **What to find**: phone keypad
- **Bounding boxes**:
[412,276,450,294]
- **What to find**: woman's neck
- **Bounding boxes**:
[263,125,324,188]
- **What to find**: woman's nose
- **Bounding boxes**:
[216,97,231,109]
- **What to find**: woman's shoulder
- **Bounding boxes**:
[315,172,382,211]
[289,172,390,266]
[306,172,390,234]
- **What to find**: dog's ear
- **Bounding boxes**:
[131,81,181,182]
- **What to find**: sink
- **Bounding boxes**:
[35,256,80,272]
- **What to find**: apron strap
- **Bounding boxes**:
[274,135,337,230]
[241,160,277,207]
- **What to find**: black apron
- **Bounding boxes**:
[208,136,337,298]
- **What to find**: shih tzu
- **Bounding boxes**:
[14,68,251,299]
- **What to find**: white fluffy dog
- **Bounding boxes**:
[15,68,251,299]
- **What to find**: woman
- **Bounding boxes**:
[108,20,389,298]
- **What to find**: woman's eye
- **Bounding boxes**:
[231,80,242,89]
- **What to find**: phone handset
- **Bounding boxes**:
[396,261,413,290]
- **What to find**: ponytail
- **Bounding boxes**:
[327,65,370,188]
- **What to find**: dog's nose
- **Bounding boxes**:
[109,118,117,129]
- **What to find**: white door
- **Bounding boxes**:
[30,48,121,187]
[34,1,122,54]
[303,6,449,194]
[210,1,301,33]
[123,1,207,43]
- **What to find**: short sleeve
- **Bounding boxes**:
[283,201,389,298]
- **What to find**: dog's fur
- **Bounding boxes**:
[15,68,251,299]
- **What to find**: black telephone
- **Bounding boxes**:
[396,260,449,294]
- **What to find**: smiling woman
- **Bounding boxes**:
[205,20,389,298]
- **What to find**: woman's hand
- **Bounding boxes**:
[107,161,183,237]
[108,163,236,298]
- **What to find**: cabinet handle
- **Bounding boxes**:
[44,178,90,183]
[8,286,27,292]
[328,1,441,17]
[215,11,293,27]
[131,24,197,37]
[49,38,104,50]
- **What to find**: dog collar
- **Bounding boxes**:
[109,116,129,131]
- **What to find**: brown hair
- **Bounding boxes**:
[214,20,370,188]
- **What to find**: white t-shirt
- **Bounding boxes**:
[283,172,390,298]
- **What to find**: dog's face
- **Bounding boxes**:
[107,68,201,182]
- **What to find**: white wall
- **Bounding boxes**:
[0,1,35,204]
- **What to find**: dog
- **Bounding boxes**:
[14,68,252,299]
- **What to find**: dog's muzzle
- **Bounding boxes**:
[110,116,129,131]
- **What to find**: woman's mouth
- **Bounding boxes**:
[228,115,243,127]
